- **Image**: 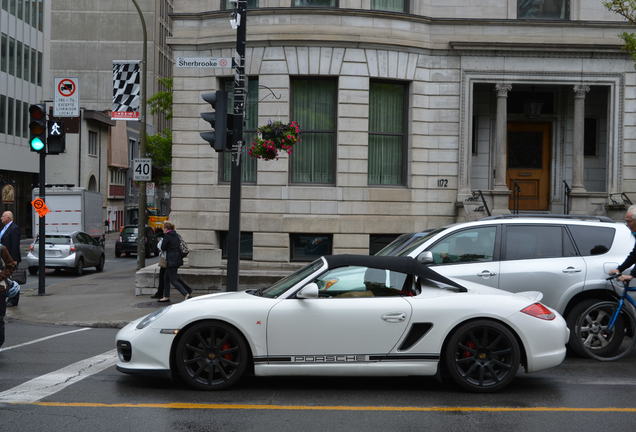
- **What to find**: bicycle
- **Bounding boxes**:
[573,274,636,361]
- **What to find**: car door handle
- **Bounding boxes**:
[562,267,582,273]
[381,313,406,323]
[477,270,497,277]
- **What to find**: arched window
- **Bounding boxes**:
[88,175,97,191]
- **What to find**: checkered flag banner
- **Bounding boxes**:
[112,60,140,120]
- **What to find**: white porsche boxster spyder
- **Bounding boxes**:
[116,254,568,392]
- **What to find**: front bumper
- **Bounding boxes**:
[116,241,139,253]
[25,251,77,268]
[115,316,176,373]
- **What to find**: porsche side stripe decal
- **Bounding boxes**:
[253,354,439,363]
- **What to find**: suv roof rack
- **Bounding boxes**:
[480,214,616,223]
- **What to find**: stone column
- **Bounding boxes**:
[494,83,512,190]
[491,83,512,215]
[572,85,590,193]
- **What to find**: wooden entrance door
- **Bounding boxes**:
[506,123,551,211]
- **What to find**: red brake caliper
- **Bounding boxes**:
[463,341,476,358]
[222,343,233,360]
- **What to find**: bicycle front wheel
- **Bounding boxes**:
[574,300,636,361]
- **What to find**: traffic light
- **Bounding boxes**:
[47,120,66,154]
[200,90,232,152]
[29,104,47,152]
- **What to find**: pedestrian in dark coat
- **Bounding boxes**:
[0,244,17,348]
[0,211,21,264]
[151,233,192,299]
[158,221,189,302]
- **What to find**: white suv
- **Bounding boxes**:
[377,215,634,357]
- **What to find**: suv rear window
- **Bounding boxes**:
[122,227,138,235]
[504,225,576,260]
[568,225,616,256]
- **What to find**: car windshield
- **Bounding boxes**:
[38,235,71,245]
[258,259,325,298]
[375,228,445,256]
[122,227,138,235]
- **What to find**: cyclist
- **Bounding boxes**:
[609,205,636,282]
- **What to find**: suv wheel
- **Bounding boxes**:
[567,299,623,358]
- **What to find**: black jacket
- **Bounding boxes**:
[618,240,636,275]
[0,222,20,263]
[161,230,183,268]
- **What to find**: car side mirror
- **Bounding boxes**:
[297,282,319,299]
[417,251,434,265]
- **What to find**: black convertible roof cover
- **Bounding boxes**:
[323,254,467,292]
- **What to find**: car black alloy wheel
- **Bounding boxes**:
[444,320,520,392]
[75,258,84,276]
[95,255,105,272]
[175,321,249,390]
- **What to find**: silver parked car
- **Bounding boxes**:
[376,215,634,357]
[26,231,105,276]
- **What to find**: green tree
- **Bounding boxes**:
[146,77,173,185]
[604,1,636,62]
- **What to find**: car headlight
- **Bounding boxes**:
[136,305,172,329]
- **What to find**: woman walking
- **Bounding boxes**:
[158,221,189,302]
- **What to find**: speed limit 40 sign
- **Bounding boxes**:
[133,158,152,181]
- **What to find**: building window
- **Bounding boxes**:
[8,37,15,76]
[221,78,258,183]
[368,81,407,185]
[16,41,22,79]
[0,95,5,134]
[371,0,407,12]
[293,0,337,7]
[7,97,14,136]
[22,101,28,138]
[37,51,42,85]
[30,48,36,83]
[291,233,333,261]
[584,118,597,157]
[222,0,258,9]
[518,0,569,20]
[88,131,98,156]
[290,78,337,184]
[369,234,401,255]
[219,231,253,260]
[1,34,6,73]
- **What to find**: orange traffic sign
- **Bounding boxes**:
[31,197,50,217]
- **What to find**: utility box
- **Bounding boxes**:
[32,186,105,240]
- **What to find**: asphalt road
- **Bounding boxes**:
[19,233,157,292]
[1,321,635,432]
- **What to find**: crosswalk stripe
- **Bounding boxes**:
[0,349,118,403]
[0,328,92,353]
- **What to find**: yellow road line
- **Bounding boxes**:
[4,402,636,412]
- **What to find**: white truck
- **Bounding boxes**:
[32,187,105,240]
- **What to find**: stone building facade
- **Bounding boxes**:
[169,1,635,266]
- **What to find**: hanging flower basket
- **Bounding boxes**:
[248,121,301,161]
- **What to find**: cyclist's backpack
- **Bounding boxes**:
[178,234,190,258]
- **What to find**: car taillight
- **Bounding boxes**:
[70,241,76,252]
[521,303,555,320]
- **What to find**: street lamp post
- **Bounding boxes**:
[131,0,148,270]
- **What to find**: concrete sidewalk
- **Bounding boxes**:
[5,265,164,329]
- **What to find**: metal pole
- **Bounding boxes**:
[227,1,247,292]
[38,150,45,295]
[131,0,148,269]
